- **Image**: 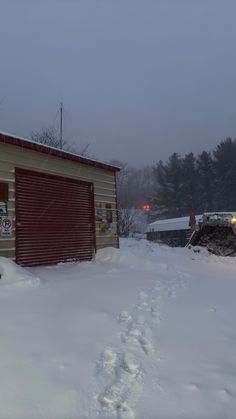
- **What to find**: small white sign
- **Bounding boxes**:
[0,216,13,237]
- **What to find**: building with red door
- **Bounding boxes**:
[0,132,119,266]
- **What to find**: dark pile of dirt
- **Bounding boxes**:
[195,226,236,256]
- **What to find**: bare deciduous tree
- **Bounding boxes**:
[31,127,65,149]
[118,208,139,237]
[30,127,94,158]
[111,160,154,209]
[110,160,154,236]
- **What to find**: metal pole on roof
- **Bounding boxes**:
[59,102,63,149]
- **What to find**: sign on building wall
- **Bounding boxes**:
[95,202,116,234]
[0,216,13,237]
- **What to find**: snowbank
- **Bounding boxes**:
[96,244,157,272]
[0,257,40,286]
[95,246,118,262]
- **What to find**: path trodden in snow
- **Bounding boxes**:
[0,238,236,418]
[94,242,189,419]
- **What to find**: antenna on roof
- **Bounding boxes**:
[59,102,63,149]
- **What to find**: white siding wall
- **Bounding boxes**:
[0,142,118,260]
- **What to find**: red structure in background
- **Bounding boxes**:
[189,208,196,229]
[142,204,150,212]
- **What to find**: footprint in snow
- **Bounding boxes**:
[186,382,201,392]
[98,390,135,419]
[121,327,155,355]
[150,307,161,324]
[119,311,133,323]
[122,352,140,376]
[96,349,140,419]
[97,347,118,377]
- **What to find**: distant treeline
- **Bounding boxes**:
[153,138,236,218]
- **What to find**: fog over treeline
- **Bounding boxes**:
[115,137,236,219]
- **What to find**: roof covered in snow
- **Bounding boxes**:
[147,211,236,233]
[0,131,120,172]
[147,215,203,232]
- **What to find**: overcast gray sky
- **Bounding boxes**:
[1,0,236,166]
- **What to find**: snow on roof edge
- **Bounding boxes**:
[0,130,120,171]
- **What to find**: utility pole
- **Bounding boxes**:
[59,102,63,149]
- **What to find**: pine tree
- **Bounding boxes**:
[213,138,236,210]
[153,153,184,217]
[181,152,198,214]
[196,151,214,212]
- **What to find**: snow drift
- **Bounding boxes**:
[0,257,40,286]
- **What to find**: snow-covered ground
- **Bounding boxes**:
[0,239,236,418]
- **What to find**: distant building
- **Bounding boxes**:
[146,215,202,247]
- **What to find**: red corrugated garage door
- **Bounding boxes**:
[15,168,96,266]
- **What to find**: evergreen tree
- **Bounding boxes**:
[196,151,214,212]
[153,153,184,217]
[181,152,198,214]
[152,160,169,215]
[213,138,236,210]
[152,137,236,219]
